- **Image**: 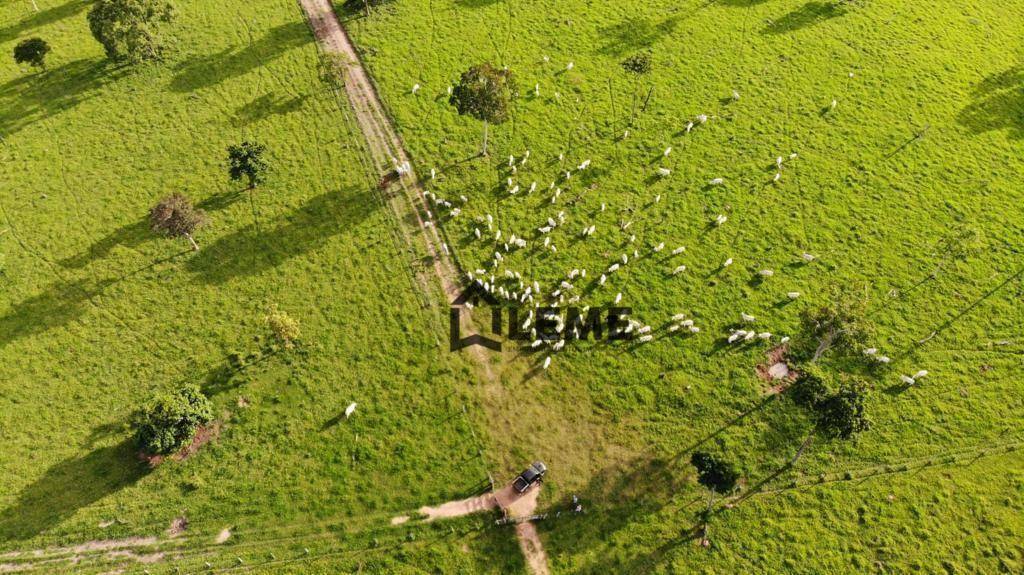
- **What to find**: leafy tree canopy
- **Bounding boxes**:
[227,141,269,189]
[134,385,213,455]
[791,287,872,363]
[814,380,871,439]
[87,0,174,63]
[449,63,517,125]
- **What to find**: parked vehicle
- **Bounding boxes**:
[512,461,547,493]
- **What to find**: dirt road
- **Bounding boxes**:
[297,0,546,572]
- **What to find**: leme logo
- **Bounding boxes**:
[449,283,633,352]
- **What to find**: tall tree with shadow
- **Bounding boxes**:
[449,63,517,157]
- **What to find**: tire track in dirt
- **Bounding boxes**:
[296,0,543,571]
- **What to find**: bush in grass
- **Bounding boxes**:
[691,451,740,495]
[149,193,207,250]
[87,0,174,63]
[814,379,871,440]
[134,385,213,455]
[621,53,651,75]
[266,305,300,349]
[13,38,50,69]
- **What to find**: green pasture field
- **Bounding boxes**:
[344,0,1024,572]
[0,0,518,571]
[1,0,1022,572]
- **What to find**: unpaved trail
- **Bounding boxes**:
[418,493,497,521]
[515,522,551,575]
[299,0,496,378]
[299,1,546,571]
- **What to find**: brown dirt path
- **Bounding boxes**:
[297,0,546,571]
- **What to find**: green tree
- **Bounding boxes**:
[690,451,740,547]
[13,37,50,70]
[227,141,269,190]
[449,63,517,156]
[788,365,832,409]
[149,193,207,250]
[787,376,870,465]
[814,380,870,440]
[791,288,871,363]
[621,53,652,124]
[134,385,213,456]
[87,0,174,63]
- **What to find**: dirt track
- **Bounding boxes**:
[296,0,546,571]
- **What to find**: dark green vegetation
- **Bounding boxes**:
[13,37,50,69]
[134,385,214,455]
[87,0,175,62]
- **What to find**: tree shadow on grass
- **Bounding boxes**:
[454,0,504,7]
[0,279,100,348]
[168,21,312,93]
[231,92,310,127]
[0,438,150,541]
[957,65,1024,140]
[0,0,91,44]
[185,186,377,284]
[762,1,847,34]
[542,457,703,573]
[717,0,769,6]
[0,58,125,138]
[596,15,682,57]
[60,220,151,269]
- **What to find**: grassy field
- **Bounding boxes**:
[1,0,1023,572]
[343,0,1024,572]
[0,0,523,571]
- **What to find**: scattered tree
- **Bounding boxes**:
[13,38,50,70]
[621,53,653,123]
[787,375,871,465]
[87,0,174,63]
[791,288,871,363]
[690,451,740,548]
[149,193,207,250]
[449,63,517,156]
[788,365,833,409]
[814,380,870,440]
[227,141,269,189]
[266,305,300,349]
[134,385,213,455]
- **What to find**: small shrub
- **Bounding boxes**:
[690,451,740,494]
[134,385,213,455]
[621,54,652,75]
[266,305,300,349]
[149,193,207,250]
[13,38,50,69]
